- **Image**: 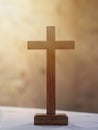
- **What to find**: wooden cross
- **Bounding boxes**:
[27,26,75,125]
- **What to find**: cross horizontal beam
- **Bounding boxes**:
[55,41,75,49]
[28,41,47,49]
[28,41,75,50]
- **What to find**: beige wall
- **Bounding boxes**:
[0,0,98,113]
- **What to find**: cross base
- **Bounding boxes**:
[34,114,68,125]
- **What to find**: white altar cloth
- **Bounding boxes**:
[0,106,98,130]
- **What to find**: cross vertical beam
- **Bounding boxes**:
[47,27,55,115]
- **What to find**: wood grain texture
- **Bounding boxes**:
[34,114,68,125]
[55,41,75,49]
[28,41,47,49]
[47,27,55,115]
[47,47,55,114]
[27,26,75,125]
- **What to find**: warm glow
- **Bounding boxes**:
[0,0,75,108]
[0,0,97,113]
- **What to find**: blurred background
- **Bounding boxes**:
[0,0,98,113]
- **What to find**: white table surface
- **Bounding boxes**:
[0,106,98,130]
